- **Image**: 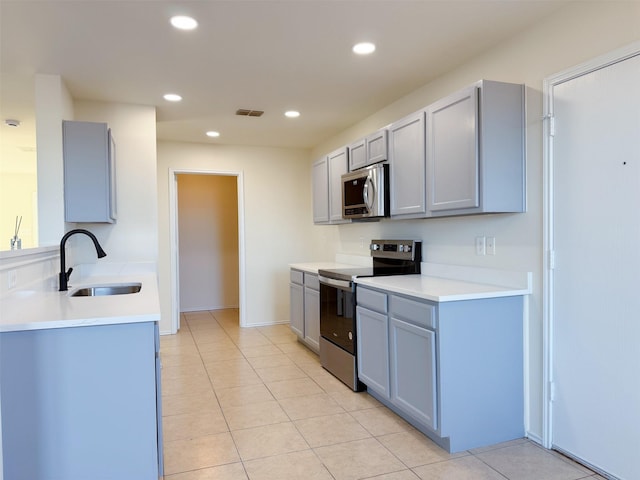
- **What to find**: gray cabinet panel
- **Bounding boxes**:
[290,269,304,284]
[0,322,160,479]
[366,129,388,166]
[349,129,388,171]
[289,281,304,338]
[356,285,524,453]
[357,285,388,313]
[348,138,367,171]
[389,294,435,329]
[304,285,320,351]
[328,147,349,223]
[426,86,479,211]
[63,120,117,223]
[390,316,437,430]
[356,305,390,397]
[312,157,329,223]
[289,270,320,352]
[313,148,349,224]
[389,111,427,217]
[426,80,525,216]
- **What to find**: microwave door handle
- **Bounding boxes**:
[363,177,375,210]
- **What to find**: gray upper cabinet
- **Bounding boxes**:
[426,80,525,216]
[328,147,349,223]
[312,156,330,223]
[311,79,524,225]
[389,111,427,218]
[426,86,479,212]
[348,129,388,171]
[312,147,349,225]
[63,120,117,223]
[348,138,367,171]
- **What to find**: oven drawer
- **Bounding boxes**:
[389,295,435,330]
[357,286,387,314]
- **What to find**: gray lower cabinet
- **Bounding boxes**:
[63,120,117,223]
[289,269,320,352]
[0,321,162,479]
[356,285,524,453]
[356,306,390,396]
[303,273,320,351]
[289,270,304,337]
[390,317,437,431]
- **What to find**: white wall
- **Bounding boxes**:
[310,1,640,445]
[177,174,239,312]
[35,74,74,247]
[157,142,322,332]
[71,101,158,266]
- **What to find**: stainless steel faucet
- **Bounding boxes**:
[59,229,107,291]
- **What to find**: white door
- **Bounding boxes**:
[550,51,640,479]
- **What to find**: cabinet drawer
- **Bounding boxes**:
[290,269,304,285]
[357,287,387,314]
[304,273,320,291]
[389,295,435,329]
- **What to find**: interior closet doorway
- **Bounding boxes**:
[169,169,246,332]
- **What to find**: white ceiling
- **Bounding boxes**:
[1,0,572,155]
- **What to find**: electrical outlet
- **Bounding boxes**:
[475,236,486,255]
[486,236,496,255]
[8,269,17,289]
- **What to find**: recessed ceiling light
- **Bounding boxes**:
[284,111,300,118]
[163,93,182,102]
[353,42,376,55]
[170,15,198,30]
[206,131,220,138]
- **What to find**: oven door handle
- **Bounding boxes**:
[319,275,352,291]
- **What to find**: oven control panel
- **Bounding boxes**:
[369,239,421,261]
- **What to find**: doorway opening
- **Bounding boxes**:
[169,169,246,333]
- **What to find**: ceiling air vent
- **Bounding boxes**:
[236,109,264,117]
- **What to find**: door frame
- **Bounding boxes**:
[541,41,640,449]
[169,168,247,332]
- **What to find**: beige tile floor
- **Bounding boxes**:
[160,309,603,480]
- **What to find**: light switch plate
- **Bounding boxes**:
[486,236,496,255]
[475,236,486,255]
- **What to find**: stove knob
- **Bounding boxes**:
[398,245,405,252]
[404,244,412,253]
[370,243,380,251]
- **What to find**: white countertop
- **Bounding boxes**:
[289,262,361,274]
[0,272,161,333]
[355,274,530,302]
[292,260,532,303]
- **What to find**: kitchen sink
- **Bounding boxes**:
[70,283,142,297]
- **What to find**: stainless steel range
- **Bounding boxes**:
[318,240,422,391]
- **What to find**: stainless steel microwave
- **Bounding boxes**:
[341,163,389,219]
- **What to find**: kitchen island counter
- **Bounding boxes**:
[0,271,160,332]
